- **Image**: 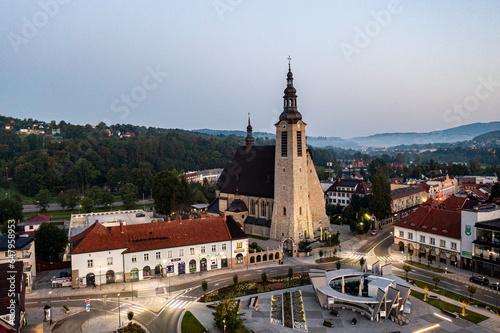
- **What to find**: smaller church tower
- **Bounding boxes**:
[245,114,254,151]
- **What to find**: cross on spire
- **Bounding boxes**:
[287,55,292,70]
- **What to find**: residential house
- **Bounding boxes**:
[0,261,26,332]
[0,236,36,293]
[325,179,372,208]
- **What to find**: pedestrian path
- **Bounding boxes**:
[349,252,366,260]
[375,255,397,262]
[164,294,197,309]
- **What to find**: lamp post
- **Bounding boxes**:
[117,293,121,329]
[49,290,52,324]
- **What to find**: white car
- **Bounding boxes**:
[370,230,378,236]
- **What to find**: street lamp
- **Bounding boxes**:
[117,293,121,329]
[49,290,52,324]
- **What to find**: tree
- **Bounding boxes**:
[403,265,411,281]
[261,272,268,286]
[427,254,433,267]
[81,196,93,213]
[65,189,80,211]
[298,240,312,253]
[490,183,500,202]
[423,285,429,301]
[57,191,68,211]
[369,173,392,220]
[468,285,476,302]
[336,261,341,270]
[212,297,245,333]
[359,257,365,269]
[152,170,182,215]
[121,183,138,210]
[469,159,482,174]
[35,189,51,213]
[319,249,324,258]
[88,186,103,207]
[432,276,440,289]
[233,274,238,286]
[101,191,114,207]
[127,311,134,321]
[418,252,423,263]
[35,222,68,262]
[201,280,208,297]
[288,267,294,281]
[459,295,469,316]
[0,198,23,227]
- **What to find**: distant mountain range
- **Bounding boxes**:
[193,121,500,149]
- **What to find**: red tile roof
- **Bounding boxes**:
[471,189,489,201]
[393,206,461,239]
[417,183,430,192]
[24,214,50,225]
[71,216,242,254]
[442,195,468,211]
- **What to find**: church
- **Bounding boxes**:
[207,61,328,253]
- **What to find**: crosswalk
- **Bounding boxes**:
[111,303,148,316]
[348,252,397,262]
[164,295,197,310]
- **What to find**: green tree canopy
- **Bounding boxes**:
[212,297,245,333]
[152,170,182,215]
[369,173,392,220]
[35,222,68,262]
[35,189,51,213]
[121,183,138,210]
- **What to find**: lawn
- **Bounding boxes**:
[403,276,492,308]
[410,290,489,324]
[181,311,206,333]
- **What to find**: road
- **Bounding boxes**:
[22,200,154,213]
[27,262,313,333]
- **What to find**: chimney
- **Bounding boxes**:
[168,217,171,222]
[120,222,124,234]
[201,215,206,219]
[219,212,226,222]
[189,215,192,220]
[178,216,182,224]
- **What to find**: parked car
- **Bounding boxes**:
[370,230,378,236]
[330,309,339,317]
[490,282,500,291]
[350,317,357,325]
[59,271,69,278]
[136,213,145,217]
[469,276,489,286]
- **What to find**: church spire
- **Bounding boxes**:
[245,113,254,151]
[279,56,302,123]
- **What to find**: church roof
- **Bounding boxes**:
[217,145,275,198]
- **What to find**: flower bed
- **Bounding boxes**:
[270,294,283,326]
[202,272,311,302]
[292,290,307,331]
[283,292,293,328]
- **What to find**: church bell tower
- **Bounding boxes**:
[270,58,315,243]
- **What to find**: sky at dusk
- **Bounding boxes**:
[1,0,499,138]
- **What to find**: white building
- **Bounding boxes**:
[393,206,462,267]
[70,214,248,288]
[0,236,36,292]
[324,179,372,208]
[421,175,459,200]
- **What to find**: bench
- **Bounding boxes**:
[428,294,439,300]
[440,309,459,319]
[248,296,259,309]
[323,320,334,328]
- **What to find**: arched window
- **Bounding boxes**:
[256,255,261,262]
[299,207,302,215]
[263,254,267,261]
[236,254,243,264]
[130,268,139,281]
[283,207,286,216]
[269,253,274,260]
[250,256,255,264]
[261,201,266,217]
[250,200,255,215]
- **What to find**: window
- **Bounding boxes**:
[236,253,243,264]
[144,253,149,261]
[408,233,413,240]
[399,231,404,238]
[107,257,113,266]
[190,248,195,255]
[281,131,287,157]
[236,242,242,249]
[283,207,286,216]
[261,201,266,216]
[212,245,216,252]
[132,255,137,263]
[156,252,161,260]
[201,246,205,253]
[167,250,172,258]
[222,244,226,250]
[440,240,446,248]
[420,236,425,243]
[297,131,302,156]
[299,207,302,215]
[430,238,435,245]
[87,260,93,268]
[179,249,184,256]
[451,242,457,250]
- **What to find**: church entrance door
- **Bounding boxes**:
[283,238,294,257]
